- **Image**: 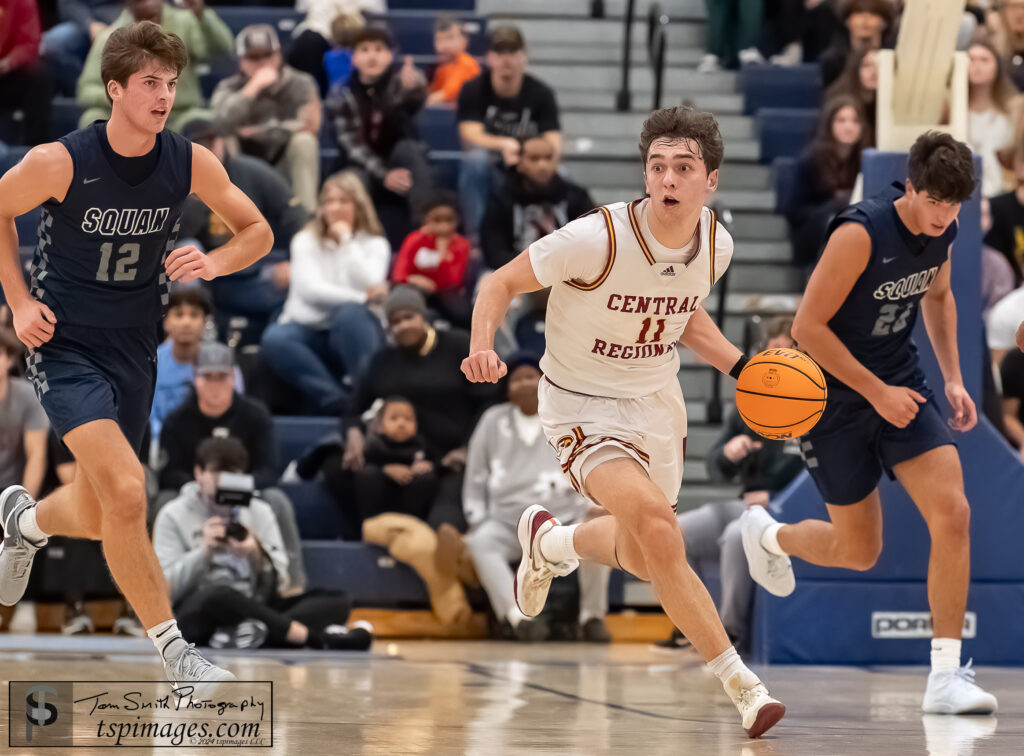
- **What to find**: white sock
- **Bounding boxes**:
[17,504,48,543]
[538,523,579,564]
[931,637,961,674]
[760,523,787,556]
[707,646,753,686]
[506,608,528,629]
[147,619,186,660]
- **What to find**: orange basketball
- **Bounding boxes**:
[735,348,827,440]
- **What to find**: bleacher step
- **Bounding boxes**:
[559,91,743,113]
[563,111,753,140]
[565,136,758,161]
[515,18,704,47]
[478,0,706,19]
[565,158,770,190]
[533,64,735,93]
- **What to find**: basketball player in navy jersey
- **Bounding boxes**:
[742,132,997,714]
[0,22,273,694]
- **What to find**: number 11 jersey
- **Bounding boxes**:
[31,121,192,328]
[529,198,734,398]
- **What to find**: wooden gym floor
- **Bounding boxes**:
[1,633,1022,755]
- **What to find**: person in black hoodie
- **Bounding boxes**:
[326,25,432,245]
[351,397,438,526]
[480,136,595,271]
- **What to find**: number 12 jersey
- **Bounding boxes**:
[30,122,192,329]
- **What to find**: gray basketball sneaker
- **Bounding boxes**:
[162,638,236,701]
[0,486,48,606]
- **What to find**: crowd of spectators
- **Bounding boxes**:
[5,0,1024,648]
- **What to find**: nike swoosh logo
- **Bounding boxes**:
[83,177,101,184]
[882,256,898,264]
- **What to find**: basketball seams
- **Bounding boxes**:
[742,359,827,392]
[736,387,827,403]
[737,405,824,431]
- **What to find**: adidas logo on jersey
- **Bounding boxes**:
[660,266,676,276]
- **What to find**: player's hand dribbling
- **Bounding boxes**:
[165,244,219,283]
[870,384,926,428]
[462,350,507,383]
[12,298,57,349]
[945,382,977,432]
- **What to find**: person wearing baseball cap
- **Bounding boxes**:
[210,24,322,212]
[455,24,562,240]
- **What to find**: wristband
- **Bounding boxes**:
[729,355,749,379]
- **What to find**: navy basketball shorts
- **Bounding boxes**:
[25,323,158,456]
[800,387,955,506]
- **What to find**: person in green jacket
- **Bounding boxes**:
[76,0,234,131]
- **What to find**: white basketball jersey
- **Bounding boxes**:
[529,198,734,398]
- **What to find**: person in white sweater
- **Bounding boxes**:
[462,352,611,642]
[261,171,390,413]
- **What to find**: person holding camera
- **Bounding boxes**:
[153,437,370,650]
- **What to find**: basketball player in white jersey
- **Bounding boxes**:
[462,106,785,738]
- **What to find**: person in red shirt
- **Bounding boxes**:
[426,16,480,107]
[0,0,52,144]
[392,191,472,327]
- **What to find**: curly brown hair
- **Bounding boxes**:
[908,131,976,203]
[101,21,188,101]
[638,106,724,175]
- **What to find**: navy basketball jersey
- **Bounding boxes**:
[821,182,957,399]
[30,122,192,328]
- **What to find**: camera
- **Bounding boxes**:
[215,472,255,542]
[215,471,254,508]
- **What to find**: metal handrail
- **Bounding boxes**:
[647,3,669,111]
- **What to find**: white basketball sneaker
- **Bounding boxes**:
[0,486,47,606]
[514,505,578,618]
[723,668,786,739]
[162,638,236,702]
[740,507,795,597]
[922,661,998,715]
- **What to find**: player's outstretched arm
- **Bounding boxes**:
[793,222,924,428]
[920,257,976,431]
[166,143,274,284]
[462,249,543,383]
[0,144,71,348]
[679,306,743,375]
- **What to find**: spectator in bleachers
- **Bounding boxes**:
[819,0,895,88]
[342,285,498,531]
[480,135,595,271]
[392,190,472,328]
[211,24,322,213]
[995,0,1024,91]
[785,95,865,266]
[350,397,438,525]
[988,283,1024,365]
[157,341,307,593]
[985,146,1024,284]
[1000,347,1024,457]
[77,0,233,131]
[0,0,54,145]
[426,15,480,108]
[967,41,1016,198]
[980,197,1017,318]
[326,25,432,244]
[288,4,364,97]
[153,436,368,650]
[697,0,765,73]
[150,289,213,442]
[0,328,48,498]
[657,317,804,653]
[42,0,122,96]
[260,171,388,415]
[457,25,561,240]
[462,352,611,642]
[825,46,878,146]
[178,118,306,329]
